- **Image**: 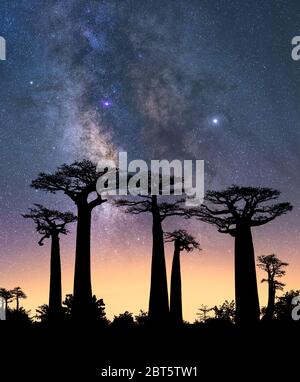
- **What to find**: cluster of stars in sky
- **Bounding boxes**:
[0,0,300,318]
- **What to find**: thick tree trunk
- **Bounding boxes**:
[264,282,275,320]
[148,196,169,324]
[49,232,62,321]
[73,204,93,320]
[16,297,19,312]
[234,223,260,325]
[170,242,183,326]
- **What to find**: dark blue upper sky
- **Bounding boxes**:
[1,0,300,270]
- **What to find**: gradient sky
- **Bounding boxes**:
[0,0,300,322]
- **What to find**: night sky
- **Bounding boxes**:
[1,0,300,321]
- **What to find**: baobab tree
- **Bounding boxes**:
[23,204,76,321]
[11,287,27,312]
[189,186,292,325]
[31,160,107,319]
[165,230,200,326]
[257,254,288,320]
[115,196,187,324]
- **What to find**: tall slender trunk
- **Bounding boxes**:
[170,242,183,326]
[148,196,169,324]
[73,203,92,320]
[234,223,260,325]
[16,297,19,312]
[49,232,62,320]
[265,281,275,320]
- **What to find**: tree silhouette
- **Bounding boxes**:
[273,289,300,321]
[197,304,213,322]
[189,186,292,325]
[11,287,27,312]
[23,204,76,321]
[115,196,187,325]
[31,160,107,320]
[165,230,200,326]
[0,288,13,314]
[213,300,236,323]
[257,254,288,320]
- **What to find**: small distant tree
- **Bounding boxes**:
[7,307,31,323]
[165,230,200,326]
[135,310,149,326]
[35,304,50,322]
[197,305,213,322]
[11,287,27,312]
[62,294,108,324]
[213,300,236,323]
[257,254,288,320]
[111,311,135,329]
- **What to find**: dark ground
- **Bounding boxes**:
[1,321,299,379]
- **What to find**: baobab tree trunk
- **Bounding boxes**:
[148,196,169,325]
[170,241,183,326]
[49,232,62,321]
[264,282,275,320]
[73,204,93,320]
[234,224,260,325]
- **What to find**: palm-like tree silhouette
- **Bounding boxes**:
[23,204,76,321]
[189,186,292,325]
[11,287,27,311]
[115,196,187,324]
[257,254,288,320]
[31,160,107,319]
[165,230,200,325]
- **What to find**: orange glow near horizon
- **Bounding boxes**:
[2,231,300,322]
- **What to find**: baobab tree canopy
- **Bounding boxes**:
[190,185,293,234]
[23,204,77,245]
[31,159,107,207]
[164,230,201,252]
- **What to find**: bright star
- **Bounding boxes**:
[29,81,34,85]
[101,99,112,108]
[213,118,218,124]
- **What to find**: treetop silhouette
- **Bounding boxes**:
[164,229,201,252]
[23,204,76,245]
[191,186,292,235]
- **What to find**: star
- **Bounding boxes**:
[212,118,218,124]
